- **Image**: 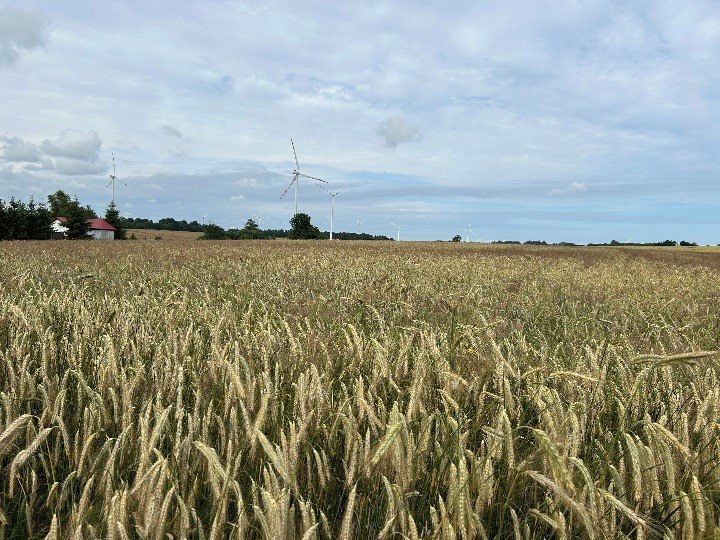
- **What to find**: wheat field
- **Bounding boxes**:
[1,241,719,539]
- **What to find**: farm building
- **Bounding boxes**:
[52,217,117,240]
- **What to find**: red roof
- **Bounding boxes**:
[54,216,116,231]
[88,218,116,231]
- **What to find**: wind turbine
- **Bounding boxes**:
[315,183,351,240]
[625,236,633,244]
[390,222,404,241]
[107,153,127,204]
[199,213,207,224]
[280,138,328,216]
[356,219,364,234]
[465,224,474,242]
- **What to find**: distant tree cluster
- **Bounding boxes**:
[200,213,392,241]
[0,198,53,240]
[120,216,205,232]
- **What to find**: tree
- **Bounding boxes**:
[244,218,260,231]
[104,201,126,240]
[288,213,321,239]
[47,190,96,219]
[199,224,226,239]
[451,235,462,242]
[66,201,90,239]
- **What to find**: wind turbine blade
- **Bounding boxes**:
[297,172,328,183]
[106,180,113,188]
[119,179,128,186]
[280,174,297,199]
[332,185,352,196]
[315,181,330,194]
[291,138,299,169]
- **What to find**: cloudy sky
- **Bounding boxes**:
[1,1,719,242]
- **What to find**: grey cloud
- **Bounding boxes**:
[0,6,49,67]
[376,116,423,148]
[23,158,54,172]
[41,130,102,161]
[161,124,184,138]
[53,158,107,176]
[0,136,42,162]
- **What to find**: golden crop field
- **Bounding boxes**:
[1,241,720,539]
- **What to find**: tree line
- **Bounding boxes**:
[200,214,392,241]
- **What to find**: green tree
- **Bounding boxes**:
[104,201,126,240]
[244,218,260,231]
[66,201,90,239]
[199,224,227,239]
[47,190,96,219]
[288,213,321,239]
[451,235,462,242]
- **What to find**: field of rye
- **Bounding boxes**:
[1,240,720,539]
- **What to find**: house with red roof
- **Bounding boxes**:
[52,217,117,240]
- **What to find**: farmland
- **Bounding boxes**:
[1,241,720,538]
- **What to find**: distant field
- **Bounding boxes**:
[127,228,202,240]
[1,241,720,538]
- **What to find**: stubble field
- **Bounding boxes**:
[1,241,720,539]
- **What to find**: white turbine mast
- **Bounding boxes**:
[465,223,474,242]
[390,222,404,241]
[356,219,364,234]
[315,183,351,240]
[280,138,328,216]
[107,153,127,205]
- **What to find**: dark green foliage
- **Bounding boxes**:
[120,216,205,232]
[104,202,126,240]
[199,224,226,239]
[0,198,52,240]
[47,190,96,219]
[451,235,462,242]
[66,201,90,239]
[288,213,321,239]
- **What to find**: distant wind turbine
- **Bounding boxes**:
[199,213,207,224]
[107,153,127,204]
[356,219,364,234]
[280,138,328,216]
[465,224,474,242]
[390,222,404,241]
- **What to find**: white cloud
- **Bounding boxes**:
[230,194,245,200]
[376,116,423,148]
[0,6,49,67]
[550,182,590,196]
[41,129,102,161]
[161,124,184,138]
[236,177,260,187]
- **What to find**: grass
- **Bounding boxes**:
[1,240,719,538]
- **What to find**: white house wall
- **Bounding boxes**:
[89,230,114,240]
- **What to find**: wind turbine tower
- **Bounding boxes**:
[316,183,350,240]
[281,138,328,216]
[107,153,127,204]
[356,219,364,234]
[390,222,404,241]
